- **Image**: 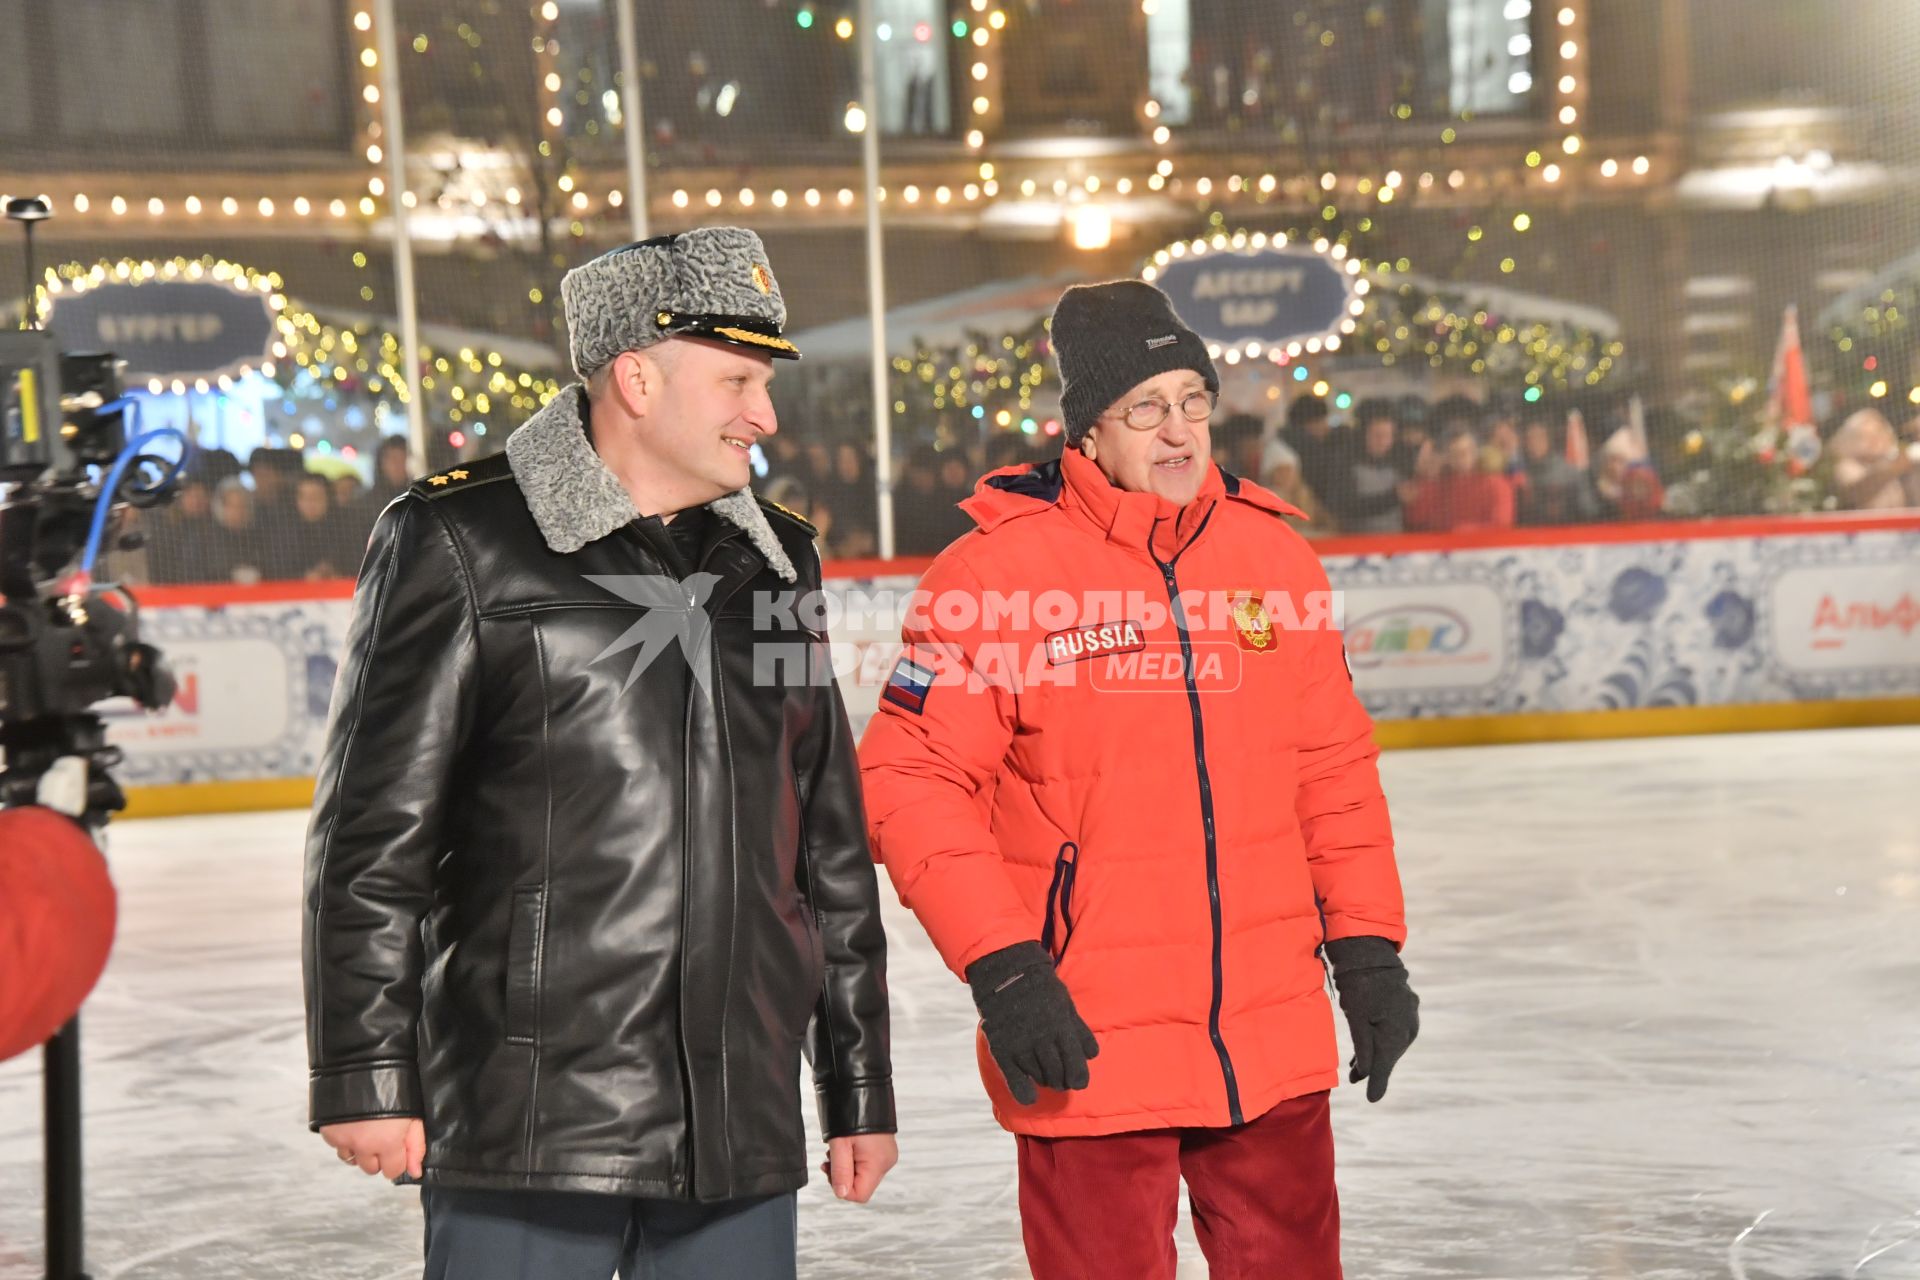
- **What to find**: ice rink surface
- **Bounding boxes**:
[3,726,1917,1279]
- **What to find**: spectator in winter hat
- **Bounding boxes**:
[1595,426,1666,522]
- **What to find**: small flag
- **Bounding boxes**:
[1767,304,1815,431]
[1565,408,1590,470]
[1626,393,1650,460]
[882,655,936,715]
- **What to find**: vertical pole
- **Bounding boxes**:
[857,0,893,557]
[373,0,429,472]
[20,219,35,329]
[1652,0,1692,408]
[43,1018,88,1280]
[614,0,650,239]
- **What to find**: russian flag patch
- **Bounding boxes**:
[882,655,936,715]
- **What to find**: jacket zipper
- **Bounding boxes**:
[1314,895,1335,994]
[1151,510,1243,1126]
[666,521,756,1197]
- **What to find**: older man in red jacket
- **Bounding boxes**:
[860,281,1418,1279]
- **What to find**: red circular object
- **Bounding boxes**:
[0,807,117,1063]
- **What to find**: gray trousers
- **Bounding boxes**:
[421,1186,798,1280]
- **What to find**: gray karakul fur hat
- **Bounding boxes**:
[560,227,800,378]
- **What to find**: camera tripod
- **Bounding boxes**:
[2,712,131,1280]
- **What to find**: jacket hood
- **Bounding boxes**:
[959,449,1305,537]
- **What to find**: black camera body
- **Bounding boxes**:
[0,581,173,810]
[0,330,129,483]
[0,326,178,806]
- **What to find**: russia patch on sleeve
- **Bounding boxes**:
[882,654,936,715]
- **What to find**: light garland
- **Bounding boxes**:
[534,2,570,215]
[1823,279,1920,403]
[1140,229,1367,363]
[18,3,1670,235]
[27,256,287,378]
[272,306,563,429]
[891,318,1055,432]
[5,168,1306,225]
[1553,1,1589,167]
[958,0,1003,149]
[351,6,385,209]
[12,156,1658,246]
[24,255,565,445]
[30,155,1659,232]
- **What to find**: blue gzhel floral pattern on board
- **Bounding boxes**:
[107,530,1920,785]
[1328,530,1920,721]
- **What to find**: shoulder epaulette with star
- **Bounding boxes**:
[410,451,512,499]
[755,494,818,537]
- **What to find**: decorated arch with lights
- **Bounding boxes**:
[27,254,566,464]
[1140,227,1622,407]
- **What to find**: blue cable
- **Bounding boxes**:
[80,398,189,578]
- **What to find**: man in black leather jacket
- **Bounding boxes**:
[303,228,896,1280]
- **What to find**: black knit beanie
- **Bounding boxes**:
[1050,280,1220,444]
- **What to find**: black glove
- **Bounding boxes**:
[1324,935,1420,1104]
[965,941,1100,1106]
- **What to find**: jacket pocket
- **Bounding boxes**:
[505,886,545,1046]
[1040,842,1080,965]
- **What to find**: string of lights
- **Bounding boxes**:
[1825,281,1920,406]
[29,255,565,455]
[8,0,1676,232]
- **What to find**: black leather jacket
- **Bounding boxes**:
[303,390,893,1201]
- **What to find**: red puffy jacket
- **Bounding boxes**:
[1403,469,1516,532]
[859,448,1405,1137]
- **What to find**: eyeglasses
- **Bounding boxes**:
[1104,389,1217,431]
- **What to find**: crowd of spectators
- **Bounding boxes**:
[1215,394,1674,539]
[122,389,1920,585]
[131,437,413,586]
[1231,394,1920,538]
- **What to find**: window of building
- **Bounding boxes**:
[1440,0,1536,116]
[0,0,350,154]
[1147,0,1194,125]
[874,0,951,137]
[1164,0,1533,135]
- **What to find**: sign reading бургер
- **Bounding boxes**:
[45,279,275,385]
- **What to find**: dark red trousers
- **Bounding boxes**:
[1016,1091,1341,1280]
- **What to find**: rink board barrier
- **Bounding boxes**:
[110,514,1920,817]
